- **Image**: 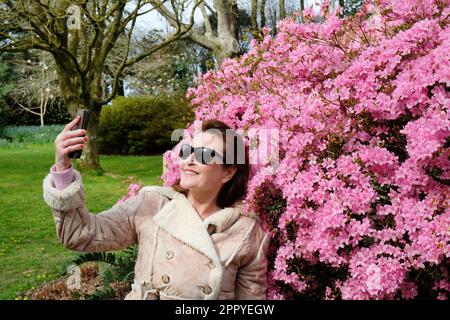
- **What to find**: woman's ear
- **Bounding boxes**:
[222,165,237,184]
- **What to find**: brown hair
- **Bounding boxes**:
[172,119,249,208]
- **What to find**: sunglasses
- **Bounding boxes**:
[179,143,224,165]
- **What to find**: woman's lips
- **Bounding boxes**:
[184,169,199,175]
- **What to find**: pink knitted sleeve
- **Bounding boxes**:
[50,164,74,190]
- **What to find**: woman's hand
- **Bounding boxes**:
[54,116,88,172]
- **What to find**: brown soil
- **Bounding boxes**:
[25,262,130,300]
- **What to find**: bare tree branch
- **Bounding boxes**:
[17,102,40,115]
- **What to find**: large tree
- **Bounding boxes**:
[149,0,240,65]
[0,0,200,170]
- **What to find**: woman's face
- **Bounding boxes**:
[179,132,236,194]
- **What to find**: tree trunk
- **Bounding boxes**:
[251,0,259,38]
[214,0,239,65]
[188,0,239,65]
[279,0,286,20]
[260,0,266,28]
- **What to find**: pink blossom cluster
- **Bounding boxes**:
[162,0,449,299]
[116,176,144,205]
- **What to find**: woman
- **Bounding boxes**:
[42,117,269,300]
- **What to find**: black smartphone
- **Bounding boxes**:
[68,109,90,159]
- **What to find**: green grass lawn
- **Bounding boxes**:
[0,143,163,299]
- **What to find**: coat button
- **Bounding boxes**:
[161,275,170,284]
[202,286,212,295]
[165,251,174,259]
[207,224,216,235]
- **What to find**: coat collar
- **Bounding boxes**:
[140,186,244,235]
[202,203,242,233]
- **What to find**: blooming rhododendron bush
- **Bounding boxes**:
[160,0,450,299]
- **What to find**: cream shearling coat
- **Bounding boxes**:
[42,169,270,300]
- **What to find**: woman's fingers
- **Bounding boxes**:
[62,143,85,155]
[63,116,80,132]
[56,129,86,144]
[65,128,86,139]
[62,136,87,148]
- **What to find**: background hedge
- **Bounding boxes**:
[98,95,193,155]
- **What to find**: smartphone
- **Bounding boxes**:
[68,109,90,159]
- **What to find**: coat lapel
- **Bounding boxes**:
[152,191,221,264]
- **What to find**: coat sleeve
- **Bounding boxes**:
[235,228,270,300]
[42,168,154,253]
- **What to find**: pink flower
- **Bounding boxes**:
[116,178,144,205]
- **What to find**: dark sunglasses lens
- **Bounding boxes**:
[200,148,216,164]
[179,144,193,160]
[180,144,217,164]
